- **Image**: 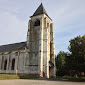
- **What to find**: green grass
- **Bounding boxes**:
[48,76,85,82]
[63,77,85,82]
[19,76,39,79]
[0,74,39,80]
[0,74,85,82]
[0,74,19,80]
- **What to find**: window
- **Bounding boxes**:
[11,59,15,70]
[47,23,49,27]
[15,52,18,56]
[4,59,7,70]
[34,19,40,26]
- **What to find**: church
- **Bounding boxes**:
[0,3,55,78]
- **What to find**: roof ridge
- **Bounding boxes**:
[0,41,26,52]
[0,41,26,47]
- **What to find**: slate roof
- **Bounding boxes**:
[31,3,52,20]
[0,42,26,52]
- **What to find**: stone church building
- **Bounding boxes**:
[0,3,55,78]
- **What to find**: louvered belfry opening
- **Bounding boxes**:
[34,19,40,26]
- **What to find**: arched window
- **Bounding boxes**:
[11,59,15,70]
[34,19,40,26]
[4,59,7,70]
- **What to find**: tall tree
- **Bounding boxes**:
[55,51,67,76]
[68,35,85,72]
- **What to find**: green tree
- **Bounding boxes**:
[55,51,67,76]
[67,35,85,76]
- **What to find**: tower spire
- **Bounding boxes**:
[32,3,47,16]
[31,3,52,20]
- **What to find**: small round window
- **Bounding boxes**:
[34,19,40,26]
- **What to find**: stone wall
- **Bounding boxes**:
[0,49,26,74]
[0,13,56,78]
[26,14,56,78]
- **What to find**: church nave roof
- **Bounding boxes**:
[0,42,26,52]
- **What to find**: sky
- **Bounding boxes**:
[0,0,85,55]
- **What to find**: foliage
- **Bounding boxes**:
[55,35,85,77]
[67,35,85,72]
[55,51,67,76]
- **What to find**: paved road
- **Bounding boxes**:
[0,79,85,85]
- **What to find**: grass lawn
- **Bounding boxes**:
[0,74,85,82]
[49,77,85,82]
[0,74,39,80]
[63,77,85,82]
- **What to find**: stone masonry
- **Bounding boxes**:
[0,3,55,78]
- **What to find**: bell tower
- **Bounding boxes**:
[26,3,55,78]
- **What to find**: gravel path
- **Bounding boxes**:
[0,79,85,85]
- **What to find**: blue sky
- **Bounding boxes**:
[0,0,85,55]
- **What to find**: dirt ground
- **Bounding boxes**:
[0,79,85,85]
